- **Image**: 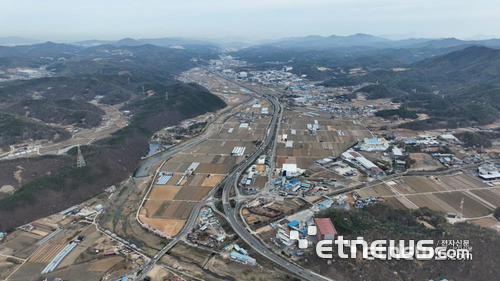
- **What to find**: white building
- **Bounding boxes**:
[478,164,500,180]
[359,138,390,152]
[281,164,303,177]
[341,149,385,176]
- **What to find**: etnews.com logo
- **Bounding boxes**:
[290,226,472,261]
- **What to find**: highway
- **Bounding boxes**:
[118,70,332,281]
[219,86,331,281]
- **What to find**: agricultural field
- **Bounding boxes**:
[3,218,133,281]
[361,174,500,218]
[276,109,372,170]
[140,98,272,237]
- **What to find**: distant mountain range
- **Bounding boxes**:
[0,36,42,46]
[2,34,500,50]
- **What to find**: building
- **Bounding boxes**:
[391,147,404,159]
[230,252,257,266]
[282,163,302,177]
[478,164,500,180]
[359,138,390,152]
[257,155,266,165]
[285,140,293,148]
[314,218,338,241]
[315,157,334,166]
[440,134,460,143]
[238,71,248,79]
[341,149,385,177]
[246,186,259,194]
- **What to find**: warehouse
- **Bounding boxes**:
[314,218,337,241]
[341,149,385,177]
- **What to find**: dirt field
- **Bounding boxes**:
[0,257,18,280]
[201,174,225,187]
[143,200,164,217]
[149,185,182,200]
[148,265,175,280]
[138,215,185,237]
[173,186,212,201]
[30,242,66,262]
[409,153,443,171]
[470,189,500,206]
[88,256,124,272]
[31,229,49,237]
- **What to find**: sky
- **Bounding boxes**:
[1,0,500,42]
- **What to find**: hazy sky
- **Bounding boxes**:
[1,0,499,41]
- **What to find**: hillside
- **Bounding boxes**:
[0,82,226,230]
[3,99,105,128]
[321,46,500,128]
[0,76,132,104]
[413,46,500,83]
[0,112,70,149]
[0,42,80,58]
[311,205,500,281]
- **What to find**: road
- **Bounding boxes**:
[134,124,215,178]
[116,70,331,281]
[214,74,331,281]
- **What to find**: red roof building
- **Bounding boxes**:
[314,218,338,241]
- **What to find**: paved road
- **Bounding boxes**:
[118,71,331,281]
[214,78,331,281]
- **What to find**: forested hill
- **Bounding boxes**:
[321,46,500,128]
[0,82,226,230]
[413,46,500,83]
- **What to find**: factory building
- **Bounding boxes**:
[314,218,337,241]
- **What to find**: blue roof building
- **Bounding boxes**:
[287,220,299,228]
[366,138,380,144]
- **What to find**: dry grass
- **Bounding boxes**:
[149,185,182,200]
[138,215,185,236]
[201,174,225,187]
[88,256,123,272]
